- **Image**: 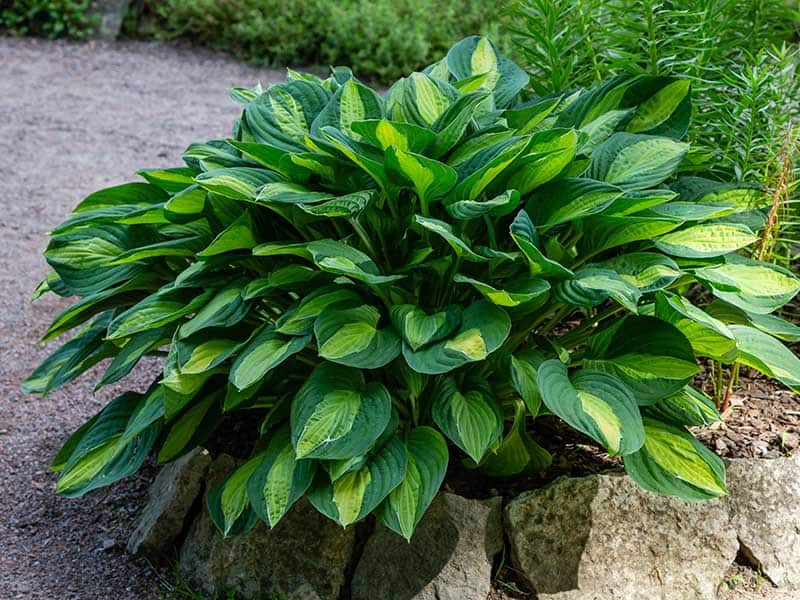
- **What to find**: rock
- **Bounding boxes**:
[351,493,503,600]
[505,473,738,600]
[127,447,211,559]
[88,0,130,39]
[726,455,800,588]
[178,455,355,600]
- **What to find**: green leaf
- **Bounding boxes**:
[308,435,407,526]
[432,377,503,463]
[247,427,316,527]
[403,301,511,374]
[694,258,800,314]
[307,239,404,284]
[195,167,283,201]
[291,363,392,459]
[230,327,310,391]
[311,79,384,140]
[596,252,681,293]
[207,455,261,537]
[729,325,800,392]
[654,223,756,258]
[199,211,259,256]
[624,418,726,500]
[386,147,457,206]
[626,79,691,133]
[350,119,436,153]
[447,189,521,220]
[390,304,461,352]
[654,293,736,361]
[528,178,623,226]
[506,128,578,194]
[451,136,529,201]
[378,427,448,540]
[509,210,573,278]
[584,316,699,404]
[276,286,362,335]
[106,287,214,340]
[157,391,220,463]
[413,215,488,262]
[480,403,552,476]
[96,328,166,390]
[588,133,688,191]
[537,361,644,455]
[401,72,458,127]
[510,351,545,415]
[454,274,550,308]
[645,386,720,427]
[179,282,249,338]
[555,268,641,312]
[315,304,401,369]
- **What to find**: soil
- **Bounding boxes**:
[0,36,797,600]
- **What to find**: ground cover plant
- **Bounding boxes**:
[25,36,800,540]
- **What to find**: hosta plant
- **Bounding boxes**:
[26,36,800,540]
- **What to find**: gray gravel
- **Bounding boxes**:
[0,37,282,599]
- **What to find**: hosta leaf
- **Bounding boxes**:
[432,377,503,463]
[320,125,389,188]
[451,136,529,201]
[247,427,316,527]
[654,293,736,362]
[308,435,407,527]
[401,72,458,127]
[654,223,756,258]
[504,96,561,134]
[596,253,681,293]
[707,301,800,342]
[106,288,214,340]
[428,91,492,157]
[199,211,259,256]
[585,316,699,404]
[158,392,220,463]
[297,190,375,218]
[528,178,623,227]
[315,304,401,369]
[311,79,384,140]
[537,361,644,455]
[506,128,578,194]
[243,265,322,300]
[378,427,448,540]
[291,363,392,459]
[626,79,691,133]
[207,455,261,537]
[390,304,461,352]
[73,182,168,213]
[306,240,403,284]
[694,258,800,314]
[601,189,678,216]
[555,268,641,312]
[413,215,488,262]
[350,119,436,153]
[96,328,166,390]
[139,167,196,195]
[729,325,800,392]
[624,418,726,500]
[447,189,520,220]
[23,313,114,395]
[454,274,550,308]
[403,301,511,374]
[195,167,283,201]
[509,210,573,278]
[645,386,720,427]
[385,148,457,206]
[480,404,552,476]
[588,133,688,191]
[276,286,362,335]
[642,201,735,221]
[55,390,161,497]
[230,328,310,391]
[244,80,331,151]
[511,350,545,415]
[579,108,634,154]
[179,282,249,338]
[671,177,768,209]
[580,215,680,254]
[256,181,334,205]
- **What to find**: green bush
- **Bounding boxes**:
[0,0,94,38]
[152,0,505,83]
[26,37,800,540]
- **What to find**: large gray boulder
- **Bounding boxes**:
[127,447,211,559]
[505,473,738,600]
[178,455,356,600]
[726,454,800,588]
[351,493,503,600]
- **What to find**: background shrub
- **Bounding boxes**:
[149,0,506,83]
[0,0,94,38]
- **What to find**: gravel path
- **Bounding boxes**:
[0,37,282,600]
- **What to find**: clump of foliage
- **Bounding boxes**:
[149,0,506,84]
[26,37,800,540]
[1,0,94,38]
